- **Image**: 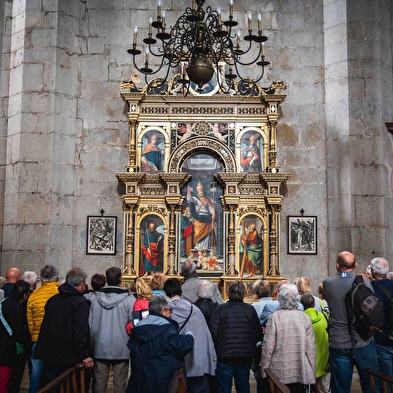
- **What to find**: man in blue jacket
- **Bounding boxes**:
[127,295,194,393]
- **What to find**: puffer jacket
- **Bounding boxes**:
[87,286,135,360]
[27,281,60,342]
[209,300,262,364]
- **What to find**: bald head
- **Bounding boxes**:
[336,251,357,272]
[6,267,21,283]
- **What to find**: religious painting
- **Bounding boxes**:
[179,153,224,272]
[86,216,117,255]
[139,215,165,276]
[239,131,263,172]
[287,216,317,255]
[140,130,165,172]
[238,215,263,277]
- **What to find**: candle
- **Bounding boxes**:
[258,13,262,32]
[148,17,152,35]
[229,0,233,17]
[145,47,149,63]
[237,30,241,46]
[157,0,161,19]
[162,10,166,28]
[217,7,221,25]
[133,26,138,45]
[262,42,265,56]
[248,12,252,31]
[192,0,196,10]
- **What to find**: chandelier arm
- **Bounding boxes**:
[232,58,265,84]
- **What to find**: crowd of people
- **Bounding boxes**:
[0,251,392,393]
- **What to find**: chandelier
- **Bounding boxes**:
[127,0,270,95]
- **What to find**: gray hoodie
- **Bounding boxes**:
[85,286,136,359]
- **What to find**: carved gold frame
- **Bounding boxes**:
[117,84,290,293]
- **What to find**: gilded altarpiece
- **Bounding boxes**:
[116,82,289,299]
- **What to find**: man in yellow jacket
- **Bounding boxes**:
[26,265,59,393]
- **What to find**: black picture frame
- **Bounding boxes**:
[287,216,317,255]
[86,216,117,255]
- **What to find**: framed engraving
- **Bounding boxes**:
[287,216,317,255]
[86,216,117,255]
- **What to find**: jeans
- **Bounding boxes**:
[329,341,380,393]
[29,343,45,393]
[216,361,252,393]
[375,343,393,393]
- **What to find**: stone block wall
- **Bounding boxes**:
[0,0,392,290]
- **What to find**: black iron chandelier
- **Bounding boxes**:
[127,0,270,95]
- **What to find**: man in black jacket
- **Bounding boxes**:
[209,281,262,393]
[35,268,94,382]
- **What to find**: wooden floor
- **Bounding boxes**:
[19,366,363,392]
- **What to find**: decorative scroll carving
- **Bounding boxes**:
[138,205,167,216]
[238,206,268,217]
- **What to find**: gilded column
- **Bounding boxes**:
[124,208,136,274]
[166,205,177,275]
[268,205,280,276]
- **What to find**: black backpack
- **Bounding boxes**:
[345,275,384,340]
[373,281,393,342]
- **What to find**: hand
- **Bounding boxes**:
[83,357,94,369]
[126,321,134,335]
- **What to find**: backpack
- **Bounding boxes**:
[373,281,393,342]
[345,275,384,340]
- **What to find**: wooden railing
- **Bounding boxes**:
[264,368,290,393]
[364,367,393,393]
[37,363,85,393]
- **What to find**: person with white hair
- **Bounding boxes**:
[22,271,39,292]
[370,257,393,384]
[194,280,218,326]
[180,259,223,304]
[261,284,316,392]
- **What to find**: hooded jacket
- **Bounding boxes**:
[127,314,194,393]
[304,307,330,378]
[170,297,217,377]
[86,286,135,360]
[35,282,90,365]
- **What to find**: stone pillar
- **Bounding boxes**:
[324,0,393,272]
[1,0,82,273]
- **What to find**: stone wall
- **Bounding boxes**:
[0,0,392,289]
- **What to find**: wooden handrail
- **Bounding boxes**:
[264,368,290,393]
[37,363,85,393]
[364,367,393,393]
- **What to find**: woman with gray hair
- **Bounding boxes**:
[194,280,218,325]
[261,284,316,392]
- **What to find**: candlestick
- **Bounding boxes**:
[157,0,161,19]
[133,26,138,45]
[258,13,262,32]
[247,12,252,31]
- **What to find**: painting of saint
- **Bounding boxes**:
[140,217,164,276]
[141,131,165,172]
[180,154,224,269]
[186,182,216,251]
[240,132,262,172]
[239,216,263,277]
